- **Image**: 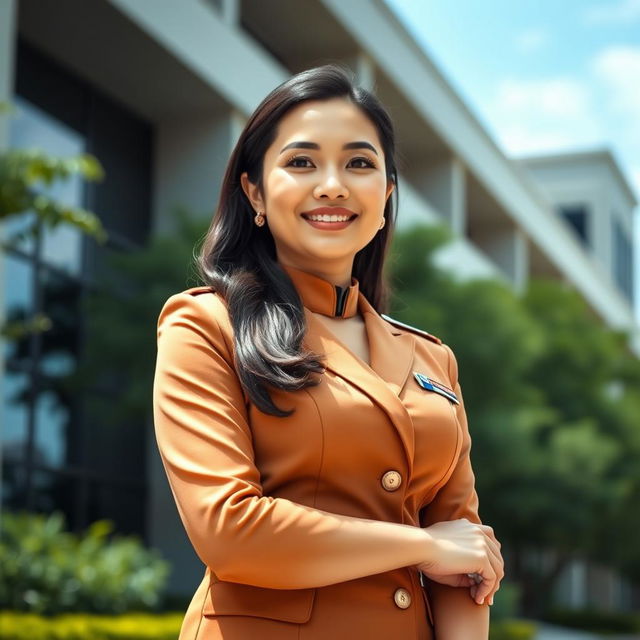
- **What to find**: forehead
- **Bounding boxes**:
[270,98,382,150]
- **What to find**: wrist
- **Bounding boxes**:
[413,525,435,567]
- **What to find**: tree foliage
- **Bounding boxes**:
[68,207,208,428]
[388,222,640,614]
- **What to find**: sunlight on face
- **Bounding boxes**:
[241,97,395,277]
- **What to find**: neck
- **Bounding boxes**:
[278,259,353,290]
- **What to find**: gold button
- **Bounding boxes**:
[381,470,402,491]
[394,587,411,609]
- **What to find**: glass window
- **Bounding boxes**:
[2,461,29,511]
[83,394,146,481]
[8,96,85,274]
[39,266,81,375]
[612,217,633,304]
[33,390,69,469]
[1,369,30,466]
[86,480,146,535]
[34,267,82,468]
[557,204,589,247]
[30,469,80,531]
[3,38,153,538]
[2,253,34,361]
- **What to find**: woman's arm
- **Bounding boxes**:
[153,291,432,590]
[425,585,490,639]
[419,343,502,639]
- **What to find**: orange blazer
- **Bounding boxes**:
[153,263,482,640]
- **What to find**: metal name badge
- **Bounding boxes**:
[413,372,460,405]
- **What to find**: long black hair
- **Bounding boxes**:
[195,63,399,417]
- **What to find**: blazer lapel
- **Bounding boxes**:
[302,292,416,476]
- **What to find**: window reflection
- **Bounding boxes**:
[30,469,79,530]
[2,461,29,510]
[33,390,68,468]
[86,480,145,535]
[35,268,82,469]
[1,369,30,465]
[3,41,152,538]
[2,253,34,361]
[8,96,85,274]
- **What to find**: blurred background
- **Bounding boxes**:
[0,1,638,639]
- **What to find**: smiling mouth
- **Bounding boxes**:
[301,214,358,222]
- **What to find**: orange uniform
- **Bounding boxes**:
[153,262,482,639]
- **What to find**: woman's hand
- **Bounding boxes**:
[416,518,504,605]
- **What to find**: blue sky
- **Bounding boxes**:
[384,0,640,320]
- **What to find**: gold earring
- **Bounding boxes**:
[254,210,265,227]
[379,217,386,230]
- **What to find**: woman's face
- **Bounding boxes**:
[241,97,395,277]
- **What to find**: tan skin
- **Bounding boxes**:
[242,98,386,367]
[240,97,504,633]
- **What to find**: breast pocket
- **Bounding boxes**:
[202,579,316,624]
[404,373,461,494]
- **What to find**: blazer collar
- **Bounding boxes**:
[279,262,360,318]
[280,262,417,474]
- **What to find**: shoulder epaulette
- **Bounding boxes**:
[380,313,442,345]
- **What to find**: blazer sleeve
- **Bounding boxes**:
[153,292,425,590]
[419,342,481,528]
[418,343,489,625]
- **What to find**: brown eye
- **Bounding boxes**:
[350,157,376,169]
[285,155,313,168]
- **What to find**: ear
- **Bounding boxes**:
[385,179,395,202]
[240,172,266,213]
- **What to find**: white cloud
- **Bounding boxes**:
[584,0,640,24]
[592,45,640,114]
[490,77,604,154]
[513,28,548,53]
[500,78,589,117]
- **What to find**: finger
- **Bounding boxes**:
[473,570,496,605]
[471,544,499,605]
[478,539,505,605]
[485,535,505,588]
[479,525,502,552]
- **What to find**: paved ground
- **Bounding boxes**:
[532,622,640,640]
[533,623,603,639]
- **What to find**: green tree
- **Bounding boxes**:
[388,222,640,616]
[67,207,208,428]
[1,100,108,342]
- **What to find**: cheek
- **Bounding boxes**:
[356,174,388,205]
[266,171,306,206]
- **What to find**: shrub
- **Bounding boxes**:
[0,510,169,615]
[490,619,537,640]
[544,607,640,634]
[487,580,520,620]
[0,610,183,640]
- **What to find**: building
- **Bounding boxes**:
[518,149,636,309]
[0,0,637,606]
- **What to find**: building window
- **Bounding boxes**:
[557,203,589,247]
[612,217,634,305]
[2,39,153,536]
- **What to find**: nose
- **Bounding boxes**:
[313,168,349,200]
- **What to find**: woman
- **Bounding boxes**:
[153,64,504,640]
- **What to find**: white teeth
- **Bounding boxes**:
[306,214,351,222]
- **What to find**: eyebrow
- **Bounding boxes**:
[279,140,379,156]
